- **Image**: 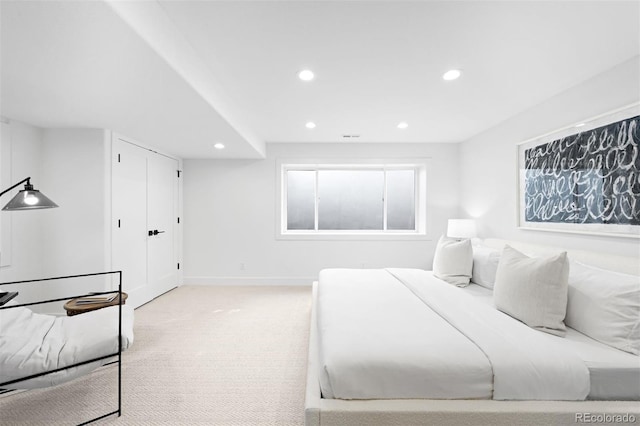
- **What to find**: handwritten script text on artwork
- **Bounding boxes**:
[524,116,639,225]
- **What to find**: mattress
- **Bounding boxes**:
[460,283,640,400]
[317,268,493,400]
[317,268,638,401]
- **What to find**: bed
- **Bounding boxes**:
[305,239,640,426]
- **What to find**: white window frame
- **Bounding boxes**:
[276,158,429,240]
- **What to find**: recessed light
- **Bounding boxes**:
[575,123,585,128]
[214,143,225,150]
[397,122,409,129]
[298,69,315,81]
[305,122,316,129]
[442,69,462,81]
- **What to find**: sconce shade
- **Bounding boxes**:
[1,179,58,211]
[447,219,477,239]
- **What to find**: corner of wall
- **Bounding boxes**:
[458,58,640,256]
[0,118,46,303]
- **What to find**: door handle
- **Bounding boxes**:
[148,229,166,236]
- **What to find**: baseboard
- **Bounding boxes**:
[183,276,314,286]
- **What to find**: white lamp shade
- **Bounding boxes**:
[447,219,477,239]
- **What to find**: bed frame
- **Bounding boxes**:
[305,239,640,426]
[0,271,125,425]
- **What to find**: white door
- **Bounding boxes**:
[147,153,179,297]
[112,138,178,308]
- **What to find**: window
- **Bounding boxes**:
[280,161,427,238]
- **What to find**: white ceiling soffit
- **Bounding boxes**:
[105,0,264,158]
[1,0,263,159]
[158,0,639,144]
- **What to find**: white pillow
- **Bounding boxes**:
[471,245,501,289]
[493,245,569,336]
[433,236,473,287]
[566,262,640,355]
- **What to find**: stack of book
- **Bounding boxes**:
[0,291,18,306]
[75,293,118,305]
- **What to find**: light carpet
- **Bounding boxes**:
[0,285,312,425]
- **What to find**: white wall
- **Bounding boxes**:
[460,56,640,257]
[0,124,113,310]
[183,142,460,284]
[40,129,111,277]
[38,129,112,305]
[0,119,45,302]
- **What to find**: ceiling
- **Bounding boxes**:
[1,1,639,159]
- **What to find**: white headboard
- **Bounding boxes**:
[481,238,640,276]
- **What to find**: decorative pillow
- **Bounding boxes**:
[433,236,473,287]
[566,262,640,355]
[493,245,569,336]
[471,245,501,289]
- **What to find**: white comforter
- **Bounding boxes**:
[0,304,134,389]
[317,268,590,401]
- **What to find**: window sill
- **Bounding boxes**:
[276,232,431,241]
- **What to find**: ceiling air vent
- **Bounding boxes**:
[342,134,361,139]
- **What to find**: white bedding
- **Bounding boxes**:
[0,304,134,389]
[318,268,592,401]
[389,268,590,400]
[460,282,640,400]
[317,269,492,399]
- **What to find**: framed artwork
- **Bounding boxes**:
[517,103,640,238]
